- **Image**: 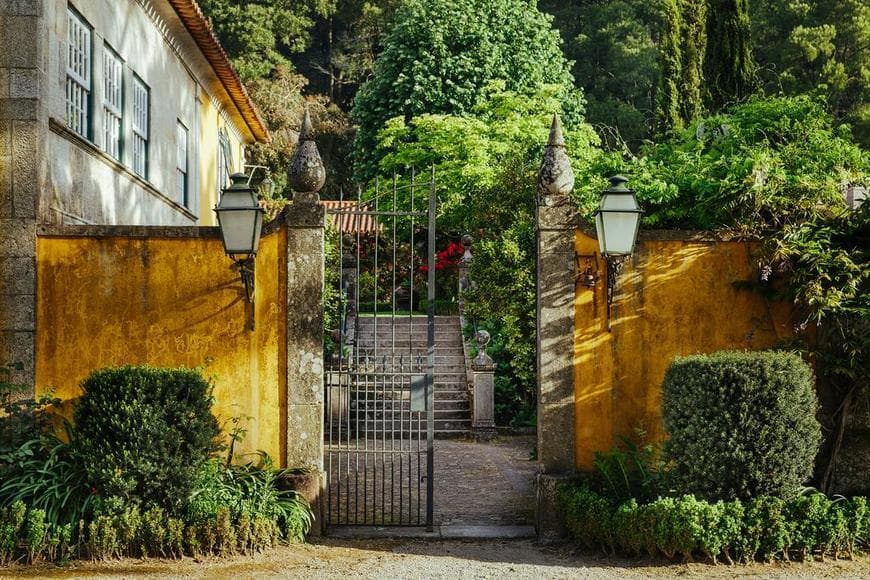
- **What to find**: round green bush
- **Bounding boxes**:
[662,350,821,500]
[73,366,220,515]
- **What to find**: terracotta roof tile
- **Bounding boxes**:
[166,0,270,143]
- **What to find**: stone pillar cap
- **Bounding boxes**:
[538,113,575,201]
[288,107,327,199]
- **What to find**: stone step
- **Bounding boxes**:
[355,318,459,328]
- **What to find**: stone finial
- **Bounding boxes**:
[461,234,473,264]
[472,329,494,370]
[287,107,326,202]
[537,113,575,205]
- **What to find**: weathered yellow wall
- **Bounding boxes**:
[35,229,288,465]
[573,230,794,470]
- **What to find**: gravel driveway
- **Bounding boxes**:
[4,538,869,579]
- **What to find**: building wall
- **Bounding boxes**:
[42,0,249,226]
[35,227,288,463]
[198,94,245,223]
[572,229,795,470]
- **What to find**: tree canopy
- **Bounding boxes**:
[352,0,582,180]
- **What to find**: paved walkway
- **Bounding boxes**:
[434,435,536,526]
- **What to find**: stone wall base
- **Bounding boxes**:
[535,472,573,544]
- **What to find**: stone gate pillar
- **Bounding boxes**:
[284,108,327,535]
[0,2,46,394]
[535,114,579,542]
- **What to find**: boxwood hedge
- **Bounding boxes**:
[662,350,821,500]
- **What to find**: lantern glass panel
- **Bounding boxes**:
[218,209,259,255]
[600,210,640,255]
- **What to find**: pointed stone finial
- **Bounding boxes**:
[537,113,575,204]
[287,107,326,202]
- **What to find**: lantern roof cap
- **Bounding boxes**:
[226,172,250,191]
[607,175,631,193]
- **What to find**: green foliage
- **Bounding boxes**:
[592,434,663,504]
[662,350,822,501]
[558,482,870,562]
[752,0,870,146]
[557,483,614,553]
[0,387,92,531]
[0,432,93,531]
[72,366,221,516]
[620,95,869,231]
[188,455,313,542]
[199,0,334,81]
[353,0,583,180]
[539,0,662,149]
[323,224,341,359]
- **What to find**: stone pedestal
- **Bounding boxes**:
[472,364,497,442]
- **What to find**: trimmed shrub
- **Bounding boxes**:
[558,482,870,563]
[73,366,220,516]
[556,483,614,553]
[662,350,821,500]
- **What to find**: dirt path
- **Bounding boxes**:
[4,538,868,579]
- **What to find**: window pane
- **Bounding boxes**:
[66,8,91,138]
[176,121,188,205]
[131,76,149,177]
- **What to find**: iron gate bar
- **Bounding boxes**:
[324,169,436,530]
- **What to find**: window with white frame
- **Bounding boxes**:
[66,7,92,138]
[176,121,189,206]
[131,75,149,178]
[102,44,123,160]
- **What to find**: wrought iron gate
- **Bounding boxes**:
[324,169,436,530]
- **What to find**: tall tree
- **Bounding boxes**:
[541,0,663,150]
[752,0,870,146]
[199,0,336,82]
[352,0,583,180]
[679,0,707,122]
[657,0,686,133]
[703,0,754,110]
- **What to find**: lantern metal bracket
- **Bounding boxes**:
[605,255,628,332]
[232,256,256,330]
[575,254,598,288]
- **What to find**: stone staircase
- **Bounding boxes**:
[336,315,471,439]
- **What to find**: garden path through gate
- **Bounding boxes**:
[324,169,437,530]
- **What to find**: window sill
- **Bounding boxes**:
[48,117,199,222]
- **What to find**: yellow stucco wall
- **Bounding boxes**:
[573,230,794,470]
[198,98,247,225]
[35,228,288,465]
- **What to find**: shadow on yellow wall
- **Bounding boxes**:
[573,230,794,470]
[36,228,288,465]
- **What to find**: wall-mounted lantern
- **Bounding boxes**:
[592,175,643,331]
[244,164,277,199]
[214,172,265,331]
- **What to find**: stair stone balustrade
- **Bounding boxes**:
[471,330,497,441]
